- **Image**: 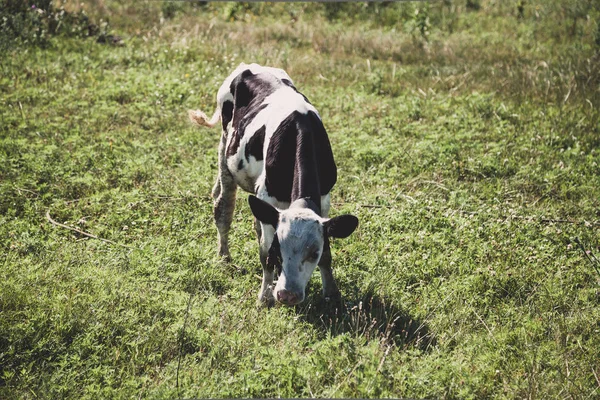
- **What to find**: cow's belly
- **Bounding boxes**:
[227,154,263,194]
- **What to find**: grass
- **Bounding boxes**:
[1,0,599,398]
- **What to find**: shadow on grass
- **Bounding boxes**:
[295,283,435,351]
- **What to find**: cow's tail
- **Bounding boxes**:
[188,107,220,128]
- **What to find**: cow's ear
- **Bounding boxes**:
[248,195,279,227]
[324,215,359,239]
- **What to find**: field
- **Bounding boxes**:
[1,1,600,398]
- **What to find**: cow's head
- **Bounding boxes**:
[249,195,358,306]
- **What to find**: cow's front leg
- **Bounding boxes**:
[257,222,275,307]
[253,217,262,244]
[258,264,275,307]
[318,240,341,303]
[214,136,236,260]
[318,195,340,303]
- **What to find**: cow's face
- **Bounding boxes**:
[249,196,358,306]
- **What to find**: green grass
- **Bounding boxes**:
[1,1,600,398]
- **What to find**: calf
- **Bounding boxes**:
[189,63,358,306]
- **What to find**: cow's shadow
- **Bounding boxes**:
[294,282,435,351]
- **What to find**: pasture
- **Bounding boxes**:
[1,1,599,398]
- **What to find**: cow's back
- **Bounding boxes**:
[221,65,337,208]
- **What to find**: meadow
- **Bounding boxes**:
[1,1,599,398]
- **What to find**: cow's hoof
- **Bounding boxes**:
[217,252,232,263]
[257,291,275,308]
[323,293,343,314]
[257,297,275,308]
[324,290,341,303]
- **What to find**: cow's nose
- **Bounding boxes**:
[276,289,300,305]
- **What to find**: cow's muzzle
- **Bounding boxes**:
[276,289,303,306]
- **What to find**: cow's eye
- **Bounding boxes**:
[307,250,320,262]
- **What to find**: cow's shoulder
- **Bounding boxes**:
[264,110,337,203]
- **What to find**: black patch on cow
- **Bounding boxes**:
[245,125,265,162]
[238,159,244,170]
[227,103,268,157]
[221,100,234,131]
[265,110,337,209]
[226,71,278,157]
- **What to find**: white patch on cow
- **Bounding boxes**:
[261,86,320,135]
[217,63,293,109]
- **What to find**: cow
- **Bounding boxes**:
[189,63,358,307]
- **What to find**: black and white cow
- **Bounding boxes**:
[189,63,358,307]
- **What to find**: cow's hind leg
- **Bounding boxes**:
[214,134,236,260]
[211,174,221,200]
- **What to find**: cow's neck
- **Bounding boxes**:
[290,130,322,215]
